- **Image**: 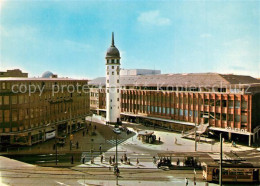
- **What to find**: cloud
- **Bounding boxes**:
[64,40,91,51]
[200,33,212,38]
[215,37,260,77]
[137,10,171,26]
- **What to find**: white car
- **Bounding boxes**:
[113,128,121,134]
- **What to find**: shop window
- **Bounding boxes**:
[216,100,220,107]
[216,113,220,120]
[189,110,193,117]
[204,99,209,105]
[167,108,170,114]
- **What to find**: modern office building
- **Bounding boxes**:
[0,76,90,146]
[90,73,260,146]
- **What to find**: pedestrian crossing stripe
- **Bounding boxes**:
[106,139,135,145]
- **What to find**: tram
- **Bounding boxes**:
[202,161,260,183]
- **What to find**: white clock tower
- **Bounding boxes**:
[105,32,121,125]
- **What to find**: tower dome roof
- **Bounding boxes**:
[106,32,120,58]
[42,71,54,78]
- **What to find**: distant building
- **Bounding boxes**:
[42,71,58,78]
[90,73,260,146]
[0,77,90,146]
[0,69,28,78]
[120,69,161,76]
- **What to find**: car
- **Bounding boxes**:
[113,128,121,134]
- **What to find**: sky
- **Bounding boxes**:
[0,0,259,79]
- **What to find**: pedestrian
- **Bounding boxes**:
[128,158,130,165]
[175,137,177,144]
[101,155,104,163]
[109,156,112,165]
[153,156,156,164]
[159,137,161,143]
[121,157,123,164]
[185,178,188,186]
[113,155,115,163]
[91,157,94,164]
[136,158,139,165]
[71,155,74,164]
[94,125,97,130]
[86,129,89,134]
[83,131,85,136]
[82,156,85,164]
[99,144,102,152]
[76,141,79,149]
[53,143,56,150]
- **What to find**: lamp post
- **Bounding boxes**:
[194,122,197,151]
[219,133,223,186]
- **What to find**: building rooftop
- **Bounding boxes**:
[89,73,260,88]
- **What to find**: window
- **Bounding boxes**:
[228,100,234,108]
[111,59,114,63]
[179,109,183,116]
[107,72,109,75]
[117,98,119,101]
[117,71,119,75]
[235,101,240,109]
[162,107,165,114]
[4,110,9,122]
[117,59,120,63]
[107,80,109,83]
[0,110,2,122]
[242,100,247,109]
[158,107,161,113]
[167,108,170,114]
[12,110,18,121]
[189,110,193,117]
[107,60,109,64]
[222,113,227,121]
[210,99,215,106]
[112,66,114,69]
[184,110,188,116]
[107,89,109,93]
[222,100,227,107]
[171,108,174,115]
[110,99,112,102]
[235,115,240,122]
[155,106,157,113]
[117,89,119,93]
[241,115,247,123]
[228,114,233,121]
[112,72,114,75]
[0,96,2,105]
[4,96,9,105]
[117,79,119,83]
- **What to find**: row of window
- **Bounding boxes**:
[121,95,248,109]
[121,104,247,122]
[107,59,120,64]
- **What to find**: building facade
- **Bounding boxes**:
[0,78,90,146]
[0,69,28,78]
[90,73,260,146]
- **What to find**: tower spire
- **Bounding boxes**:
[111,32,115,47]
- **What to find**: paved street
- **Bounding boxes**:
[1,119,260,185]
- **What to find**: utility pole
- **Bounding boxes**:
[55,125,58,165]
[116,133,118,185]
[219,133,223,186]
[195,122,197,151]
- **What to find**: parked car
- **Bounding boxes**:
[113,128,121,134]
